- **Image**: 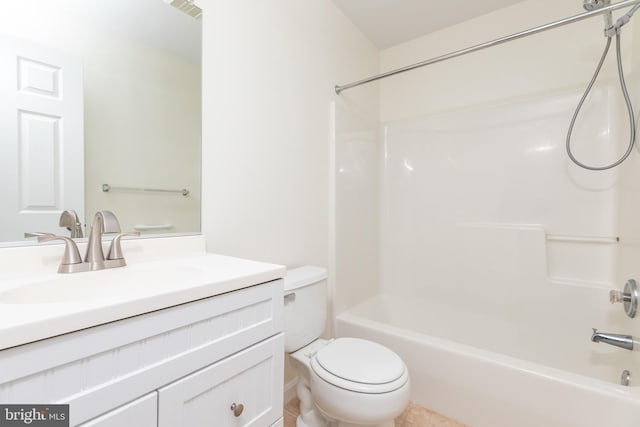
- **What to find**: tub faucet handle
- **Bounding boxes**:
[610,279,638,318]
[610,290,626,303]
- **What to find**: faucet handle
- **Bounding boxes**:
[107,232,140,262]
[37,234,86,273]
[24,232,55,239]
[610,279,638,318]
[610,290,627,303]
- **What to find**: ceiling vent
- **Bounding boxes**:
[164,0,202,19]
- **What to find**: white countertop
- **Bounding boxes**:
[0,236,285,350]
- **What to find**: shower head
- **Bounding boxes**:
[583,0,613,30]
[583,0,608,11]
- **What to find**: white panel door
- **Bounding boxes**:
[0,34,84,241]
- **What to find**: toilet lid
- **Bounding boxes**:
[311,338,408,394]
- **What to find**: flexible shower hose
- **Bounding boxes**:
[566,33,636,171]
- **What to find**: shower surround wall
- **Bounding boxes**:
[375,0,640,336]
[334,0,640,424]
[333,100,380,316]
[332,0,640,317]
[618,1,640,310]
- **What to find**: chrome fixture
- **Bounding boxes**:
[335,0,640,94]
[584,0,610,9]
[106,231,142,268]
[610,279,638,318]
[59,210,84,238]
[24,232,55,238]
[102,183,190,197]
[591,328,636,351]
[37,234,85,274]
[621,369,632,386]
[37,210,139,273]
[583,0,613,28]
[566,1,640,171]
[85,210,123,270]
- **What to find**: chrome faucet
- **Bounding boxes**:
[591,328,637,351]
[58,210,84,238]
[85,210,122,270]
[36,210,139,273]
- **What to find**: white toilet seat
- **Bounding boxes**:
[310,337,408,394]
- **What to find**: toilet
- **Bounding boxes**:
[284,266,410,427]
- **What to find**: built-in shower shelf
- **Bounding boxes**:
[547,276,613,289]
[545,232,617,288]
[453,223,617,289]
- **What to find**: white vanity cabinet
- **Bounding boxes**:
[158,334,283,426]
[0,279,284,427]
[78,393,158,427]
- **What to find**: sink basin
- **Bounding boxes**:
[0,263,204,304]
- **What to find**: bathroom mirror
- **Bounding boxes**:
[0,0,202,244]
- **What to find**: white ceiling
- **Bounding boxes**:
[332,0,528,49]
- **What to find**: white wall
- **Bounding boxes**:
[200,0,378,266]
[199,0,379,384]
[0,1,201,236]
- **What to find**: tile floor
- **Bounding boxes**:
[283,398,467,427]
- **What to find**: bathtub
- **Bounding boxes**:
[335,293,640,427]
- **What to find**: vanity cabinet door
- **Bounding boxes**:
[158,334,284,427]
[78,392,157,427]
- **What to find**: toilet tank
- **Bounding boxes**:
[283,265,328,352]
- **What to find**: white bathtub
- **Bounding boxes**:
[335,293,640,427]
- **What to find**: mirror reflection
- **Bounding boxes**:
[0,0,202,244]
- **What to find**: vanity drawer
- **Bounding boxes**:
[0,279,283,425]
[78,393,157,427]
[158,333,284,427]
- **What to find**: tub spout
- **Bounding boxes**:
[591,328,636,351]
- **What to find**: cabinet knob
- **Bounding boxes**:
[230,402,244,417]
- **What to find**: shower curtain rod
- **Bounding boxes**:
[335,0,640,94]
